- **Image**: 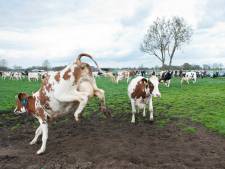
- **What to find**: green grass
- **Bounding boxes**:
[0,79,40,110]
[1,77,225,135]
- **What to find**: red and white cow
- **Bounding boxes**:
[14,53,110,155]
[128,75,161,123]
[116,70,136,83]
[104,72,116,82]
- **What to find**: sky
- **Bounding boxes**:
[0,0,225,68]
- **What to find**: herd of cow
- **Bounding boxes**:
[8,53,202,155]
[94,69,198,87]
[0,71,40,81]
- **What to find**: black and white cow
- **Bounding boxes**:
[181,72,197,84]
[159,71,173,87]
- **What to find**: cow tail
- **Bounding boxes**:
[75,53,104,74]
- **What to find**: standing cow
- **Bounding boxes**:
[159,71,173,87]
[2,72,11,80]
[14,53,110,155]
[181,72,197,84]
[28,72,39,81]
[116,70,136,83]
[128,75,161,123]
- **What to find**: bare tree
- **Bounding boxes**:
[168,17,193,67]
[141,17,193,69]
[42,60,51,70]
[140,18,170,67]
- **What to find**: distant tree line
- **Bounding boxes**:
[162,63,224,70]
[0,58,223,72]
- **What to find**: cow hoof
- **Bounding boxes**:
[36,149,45,155]
[131,118,135,123]
[29,140,36,145]
[74,117,79,122]
[101,107,112,118]
[100,106,107,113]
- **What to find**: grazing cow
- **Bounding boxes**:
[159,71,173,87]
[14,53,109,155]
[116,70,136,83]
[28,72,39,81]
[181,72,197,84]
[128,75,161,123]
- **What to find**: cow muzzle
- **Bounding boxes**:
[14,107,26,115]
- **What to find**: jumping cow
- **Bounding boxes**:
[159,71,173,87]
[128,75,161,123]
[14,53,110,155]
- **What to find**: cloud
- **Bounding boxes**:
[0,0,224,68]
[197,0,225,29]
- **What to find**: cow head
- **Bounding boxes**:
[149,75,161,97]
[14,92,28,114]
[131,78,154,99]
[14,92,35,115]
[142,78,154,98]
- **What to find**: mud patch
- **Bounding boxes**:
[1,112,225,169]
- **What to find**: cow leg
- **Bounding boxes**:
[149,96,154,121]
[94,88,106,110]
[143,105,146,117]
[193,79,196,83]
[94,88,110,117]
[131,99,136,123]
[116,76,120,84]
[167,80,171,87]
[37,122,48,155]
[30,125,42,145]
[127,76,130,83]
[74,94,89,122]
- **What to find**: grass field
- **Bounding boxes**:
[1,77,225,135]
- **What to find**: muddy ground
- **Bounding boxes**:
[1,112,225,169]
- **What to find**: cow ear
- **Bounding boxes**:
[18,92,29,101]
[141,78,148,84]
[148,81,154,92]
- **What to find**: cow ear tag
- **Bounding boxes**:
[21,98,28,106]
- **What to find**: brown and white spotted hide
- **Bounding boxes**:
[14,53,108,155]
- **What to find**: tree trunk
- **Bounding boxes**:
[168,43,177,68]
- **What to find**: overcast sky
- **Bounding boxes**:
[0,0,225,68]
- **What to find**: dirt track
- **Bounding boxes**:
[1,112,225,169]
